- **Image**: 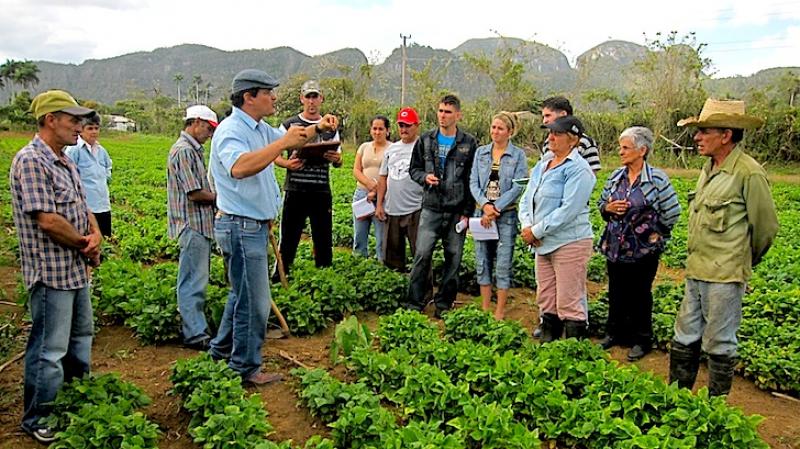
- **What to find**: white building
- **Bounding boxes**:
[106,114,136,132]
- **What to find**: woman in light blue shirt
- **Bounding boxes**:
[469,112,528,319]
[519,115,596,342]
[65,114,113,236]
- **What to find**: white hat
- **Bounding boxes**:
[185,105,219,128]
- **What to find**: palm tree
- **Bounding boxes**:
[192,74,202,104]
[204,82,212,104]
[173,73,184,107]
[13,61,40,91]
[1,59,24,101]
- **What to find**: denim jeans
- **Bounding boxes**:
[673,278,744,357]
[208,214,271,378]
[474,210,518,289]
[406,209,466,311]
[22,283,92,432]
[352,188,384,262]
[177,227,212,343]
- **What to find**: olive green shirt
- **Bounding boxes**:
[686,147,778,283]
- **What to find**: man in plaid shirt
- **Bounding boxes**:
[9,90,102,444]
[167,105,218,350]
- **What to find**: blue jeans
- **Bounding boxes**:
[673,278,744,357]
[208,215,271,378]
[474,210,518,289]
[406,209,466,311]
[352,188,384,261]
[178,227,211,343]
[22,283,92,432]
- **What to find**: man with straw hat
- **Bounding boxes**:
[669,98,778,397]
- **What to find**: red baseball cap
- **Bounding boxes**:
[397,107,419,125]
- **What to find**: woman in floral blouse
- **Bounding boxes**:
[597,126,681,361]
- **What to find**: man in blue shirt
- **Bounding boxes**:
[65,114,113,237]
[208,69,338,385]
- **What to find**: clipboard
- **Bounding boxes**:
[294,141,341,161]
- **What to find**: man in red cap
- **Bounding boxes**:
[167,105,219,350]
[376,107,424,271]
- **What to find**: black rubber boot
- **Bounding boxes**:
[668,340,701,390]
[564,320,588,340]
[540,313,563,343]
[708,354,737,397]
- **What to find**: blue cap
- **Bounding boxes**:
[232,69,280,93]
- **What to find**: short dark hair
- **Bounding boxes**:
[230,87,261,108]
[184,118,197,129]
[541,96,573,115]
[82,113,100,127]
[730,128,744,143]
[439,94,461,111]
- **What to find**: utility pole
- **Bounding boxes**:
[400,33,411,106]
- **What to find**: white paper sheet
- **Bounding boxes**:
[352,196,375,219]
[469,217,499,241]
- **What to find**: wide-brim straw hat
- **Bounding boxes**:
[677,98,764,129]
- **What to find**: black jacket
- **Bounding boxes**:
[409,127,478,216]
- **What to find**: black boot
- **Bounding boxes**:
[708,354,737,397]
[540,313,563,343]
[669,341,701,390]
[564,320,588,340]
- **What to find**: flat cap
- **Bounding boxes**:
[232,69,280,93]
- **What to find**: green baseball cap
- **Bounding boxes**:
[29,90,95,119]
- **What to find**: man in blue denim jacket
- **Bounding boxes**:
[406,94,478,317]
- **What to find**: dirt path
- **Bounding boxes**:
[1,288,799,448]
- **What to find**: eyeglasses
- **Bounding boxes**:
[398,123,415,128]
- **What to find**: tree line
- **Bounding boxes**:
[1,36,798,165]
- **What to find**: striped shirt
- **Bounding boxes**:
[541,133,601,172]
[280,114,341,193]
[10,135,91,290]
[167,132,215,239]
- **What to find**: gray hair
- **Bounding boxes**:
[620,126,654,157]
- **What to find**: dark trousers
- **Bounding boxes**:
[383,210,422,272]
[605,254,660,347]
[405,209,465,311]
[93,211,111,237]
[278,190,333,274]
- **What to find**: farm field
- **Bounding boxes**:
[0,131,799,448]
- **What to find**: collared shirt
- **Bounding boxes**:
[519,147,596,255]
[597,163,681,262]
[541,133,602,172]
[10,135,90,290]
[167,131,216,238]
[64,136,112,213]
[686,147,778,283]
[209,107,283,221]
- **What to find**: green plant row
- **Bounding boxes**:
[292,308,768,449]
[271,245,408,335]
[42,373,159,449]
[170,354,335,449]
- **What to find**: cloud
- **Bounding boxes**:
[0,0,796,77]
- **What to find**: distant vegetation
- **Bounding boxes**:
[0,34,798,163]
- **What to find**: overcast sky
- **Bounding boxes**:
[1,0,798,78]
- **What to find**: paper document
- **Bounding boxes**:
[512,177,530,187]
[352,197,376,219]
[469,218,499,241]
